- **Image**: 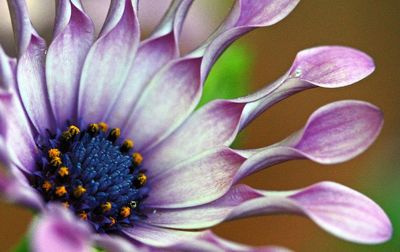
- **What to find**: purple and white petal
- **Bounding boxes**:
[105,0,193,127]
[123,57,202,151]
[145,147,245,208]
[78,0,139,123]
[8,0,55,133]
[145,46,375,173]
[0,137,44,210]
[46,0,95,126]
[0,47,38,172]
[147,182,391,244]
[234,100,383,181]
[31,204,92,252]
[143,100,382,208]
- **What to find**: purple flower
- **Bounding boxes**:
[0,0,392,251]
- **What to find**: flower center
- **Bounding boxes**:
[31,123,148,232]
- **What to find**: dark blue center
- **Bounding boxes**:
[32,124,148,233]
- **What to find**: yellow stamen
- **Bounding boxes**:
[62,201,70,208]
[132,152,143,166]
[88,123,99,135]
[98,122,108,132]
[108,128,121,141]
[58,166,69,177]
[101,202,112,212]
[121,139,134,152]
[48,148,61,159]
[79,211,88,221]
[50,157,62,167]
[137,172,147,186]
[68,125,80,136]
[109,217,116,226]
[55,186,67,197]
[73,185,86,198]
[42,181,52,192]
[120,206,131,218]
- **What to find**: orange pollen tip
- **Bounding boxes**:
[48,148,61,159]
[58,166,69,177]
[109,217,116,226]
[88,123,99,134]
[101,202,112,212]
[68,125,80,136]
[42,181,52,191]
[132,152,143,165]
[50,157,62,167]
[111,128,121,137]
[55,186,67,197]
[62,202,70,208]
[120,206,131,218]
[123,139,134,149]
[137,173,147,186]
[79,211,88,220]
[73,185,86,198]
[98,122,108,132]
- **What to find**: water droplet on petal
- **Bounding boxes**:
[294,68,302,77]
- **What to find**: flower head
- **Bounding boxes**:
[0,0,392,251]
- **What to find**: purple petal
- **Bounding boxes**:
[291,100,383,163]
[289,46,375,87]
[105,0,193,127]
[0,47,37,172]
[143,101,245,176]
[31,204,92,252]
[46,0,95,126]
[123,224,287,251]
[8,0,55,133]
[123,57,202,152]
[145,147,245,208]
[0,137,43,210]
[78,0,140,123]
[235,100,383,180]
[147,182,392,244]
[146,47,375,173]
[290,182,392,244]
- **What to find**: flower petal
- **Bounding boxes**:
[289,46,375,87]
[235,100,383,180]
[78,0,140,123]
[0,136,43,210]
[147,182,392,244]
[31,204,92,252]
[123,57,202,151]
[145,147,245,208]
[105,0,193,127]
[288,182,392,244]
[146,46,374,173]
[144,100,382,201]
[8,0,55,133]
[123,224,287,252]
[46,0,95,126]
[0,47,37,172]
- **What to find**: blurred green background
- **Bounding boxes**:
[0,0,399,251]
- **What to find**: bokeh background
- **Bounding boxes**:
[0,0,399,251]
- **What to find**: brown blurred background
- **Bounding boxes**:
[0,0,399,251]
